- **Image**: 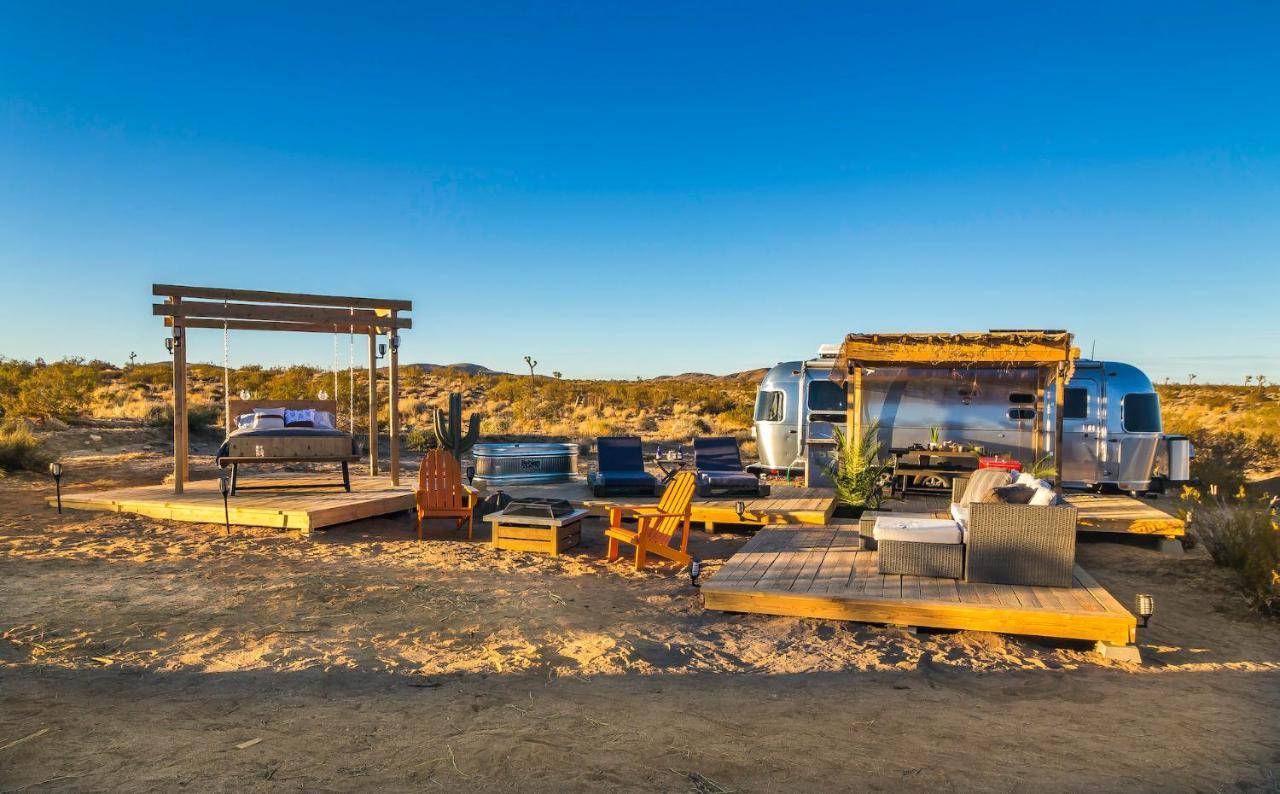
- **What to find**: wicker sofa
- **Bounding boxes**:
[858,472,1080,588]
[951,474,1079,588]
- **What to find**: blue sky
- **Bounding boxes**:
[2,2,1277,382]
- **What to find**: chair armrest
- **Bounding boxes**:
[461,484,479,508]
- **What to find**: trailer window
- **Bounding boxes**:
[1009,392,1036,404]
[1063,388,1088,420]
[1122,393,1161,433]
[754,390,784,422]
[807,381,847,412]
[1008,408,1035,421]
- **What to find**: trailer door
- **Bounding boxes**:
[1060,378,1104,486]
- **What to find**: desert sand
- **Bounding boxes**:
[3,436,1279,791]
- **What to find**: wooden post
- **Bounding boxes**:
[171,297,187,494]
[1032,369,1045,462]
[368,329,379,477]
[1053,362,1066,492]
[388,312,400,487]
[850,365,864,451]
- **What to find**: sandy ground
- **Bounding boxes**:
[2,434,1280,791]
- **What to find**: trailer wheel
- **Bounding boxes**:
[916,474,949,490]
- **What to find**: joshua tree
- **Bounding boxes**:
[128,351,137,367]
[1188,373,1197,385]
[1245,375,1254,387]
[1258,374,1268,389]
[552,371,562,379]
[523,355,537,380]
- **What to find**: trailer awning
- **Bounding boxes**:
[827,331,1078,384]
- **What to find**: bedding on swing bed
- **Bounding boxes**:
[217,409,360,464]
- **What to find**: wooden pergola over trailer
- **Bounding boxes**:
[152,284,413,494]
[828,331,1079,490]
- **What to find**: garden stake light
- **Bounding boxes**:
[219,473,231,535]
[1135,594,1155,628]
[49,462,63,514]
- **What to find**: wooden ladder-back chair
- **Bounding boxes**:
[415,450,479,541]
[605,470,696,570]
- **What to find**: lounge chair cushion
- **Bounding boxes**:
[950,502,970,532]
[597,436,646,473]
[694,437,745,472]
[872,516,964,545]
[986,484,1038,504]
[697,471,760,490]
[959,468,1014,506]
[594,470,657,488]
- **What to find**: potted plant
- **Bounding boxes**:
[826,422,889,519]
[929,425,942,450]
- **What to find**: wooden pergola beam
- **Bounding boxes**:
[153,283,412,312]
[164,318,401,335]
[154,301,412,329]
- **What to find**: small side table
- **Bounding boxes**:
[485,508,589,556]
[653,451,687,484]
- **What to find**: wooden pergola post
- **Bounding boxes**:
[368,329,379,477]
[388,311,400,487]
[171,297,188,494]
[1053,361,1066,492]
[848,364,864,450]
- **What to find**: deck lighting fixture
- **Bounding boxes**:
[48,462,63,514]
[318,390,329,401]
[465,465,475,484]
[735,501,746,521]
[238,389,251,400]
[389,335,401,352]
[690,557,702,588]
[377,343,387,360]
[1135,594,1155,628]
[218,473,232,535]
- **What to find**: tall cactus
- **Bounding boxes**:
[432,392,480,460]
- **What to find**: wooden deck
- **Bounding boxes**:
[493,481,835,529]
[52,475,415,533]
[702,524,1137,648]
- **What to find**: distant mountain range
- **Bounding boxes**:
[403,363,768,382]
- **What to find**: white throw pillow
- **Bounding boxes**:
[1015,472,1039,488]
[313,411,336,429]
[236,413,255,429]
[949,502,970,531]
[252,413,286,430]
[1029,487,1057,506]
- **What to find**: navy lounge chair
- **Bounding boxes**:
[589,436,659,497]
[693,437,770,498]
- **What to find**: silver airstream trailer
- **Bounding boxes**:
[750,345,1186,493]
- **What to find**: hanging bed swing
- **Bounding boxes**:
[153,284,412,497]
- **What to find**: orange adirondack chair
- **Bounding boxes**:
[605,470,696,570]
[415,450,479,541]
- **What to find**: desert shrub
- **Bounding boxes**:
[145,403,222,434]
[1187,430,1278,494]
[0,422,50,474]
[1186,491,1280,615]
[0,359,99,419]
[121,362,173,388]
[405,427,436,452]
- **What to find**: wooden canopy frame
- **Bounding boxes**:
[830,331,1079,490]
[153,284,413,494]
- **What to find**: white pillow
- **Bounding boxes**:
[313,411,336,429]
[1029,487,1057,506]
[253,407,287,416]
[252,413,286,430]
[1015,472,1039,488]
[950,502,970,531]
[236,413,255,429]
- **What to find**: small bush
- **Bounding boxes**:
[1187,490,1280,615]
[405,427,436,452]
[145,403,222,434]
[1187,430,1277,494]
[0,359,99,419]
[0,422,51,474]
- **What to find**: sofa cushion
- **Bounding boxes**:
[987,484,1037,504]
[595,470,657,488]
[949,502,970,531]
[872,516,964,545]
[959,468,1014,506]
[1028,486,1058,506]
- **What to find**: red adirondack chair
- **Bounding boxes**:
[415,450,479,541]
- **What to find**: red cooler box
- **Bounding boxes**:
[978,457,1022,474]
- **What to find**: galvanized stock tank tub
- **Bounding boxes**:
[471,442,579,487]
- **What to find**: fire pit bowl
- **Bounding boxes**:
[472,442,579,487]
